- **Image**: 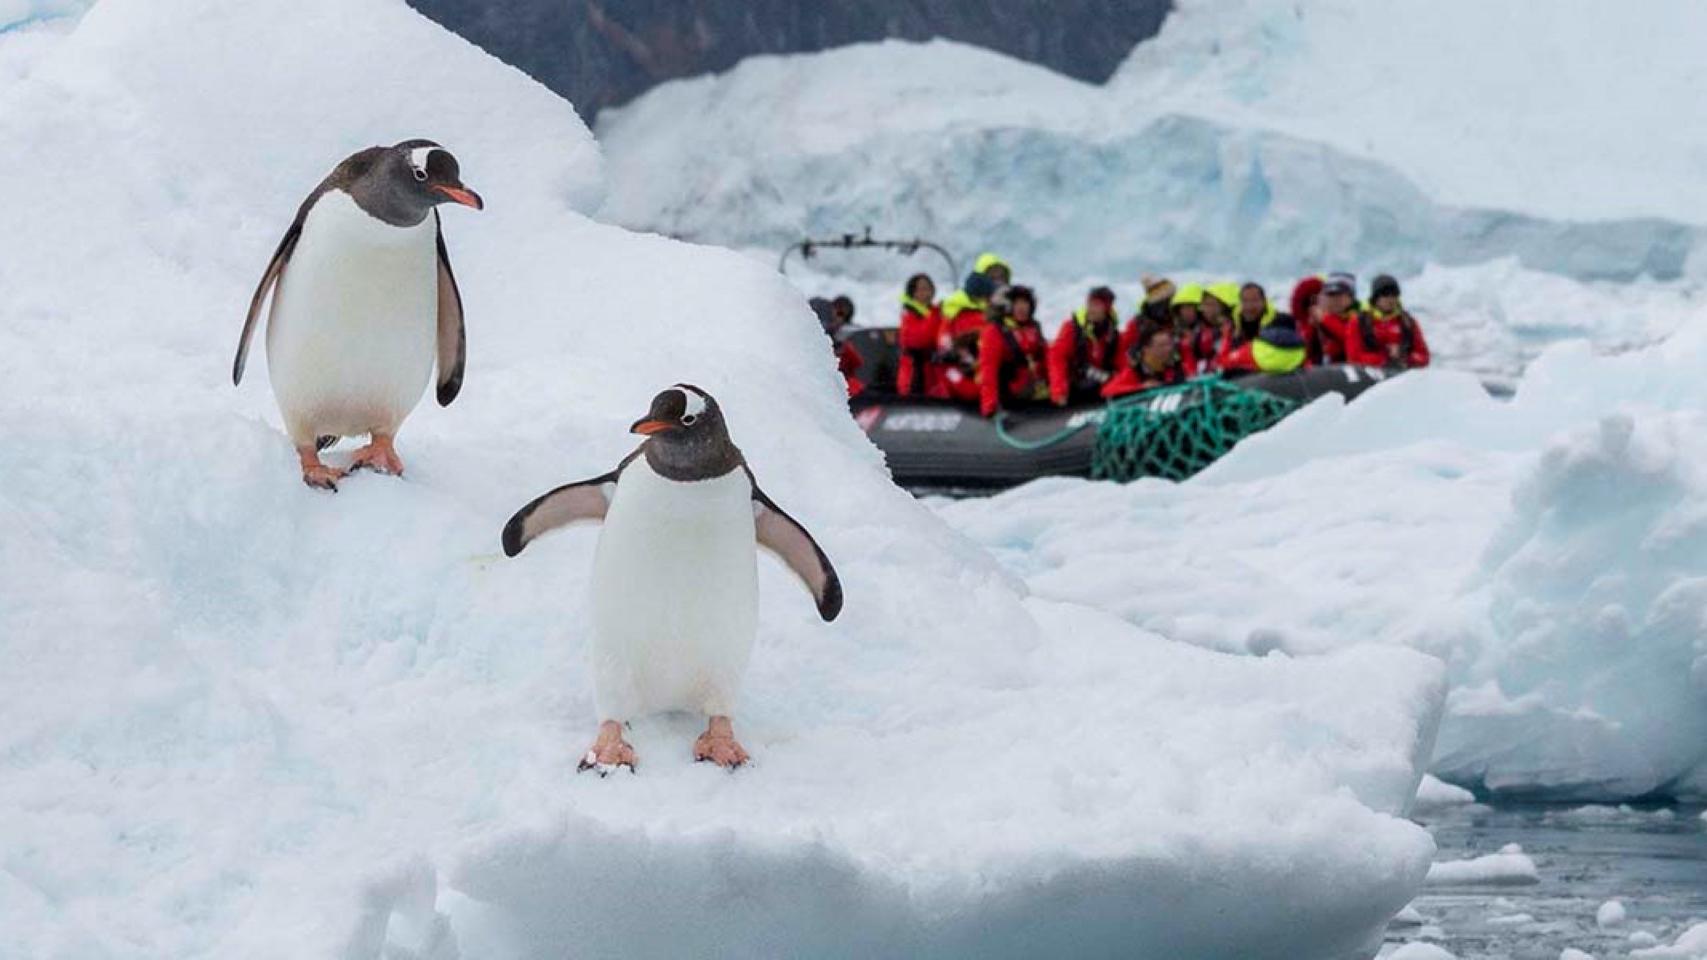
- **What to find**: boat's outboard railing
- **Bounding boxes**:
[778,226,960,280]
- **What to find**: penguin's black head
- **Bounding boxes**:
[353,139,483,225]
[395,139,482,211]
[630,385,742,479]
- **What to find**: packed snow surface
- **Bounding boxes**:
[0,2,1446,958]
[940,323,1707,801]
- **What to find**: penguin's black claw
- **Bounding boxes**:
[577,750,635,777]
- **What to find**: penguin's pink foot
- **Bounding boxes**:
[296,446,346,492]
[349,434,404,476]
[577,720,636,777]
[693,716,749,770]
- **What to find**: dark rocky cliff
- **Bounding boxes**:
[406,0,1170,120]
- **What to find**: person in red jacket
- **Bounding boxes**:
[1117,274,1176,364]
[1048,286,1122,405]
[938,271,995,404]
[976,285,1048,417]
[1233,283,1275,345]
[1102,320,1187,399]
[896,273,945,397]
[1316,272,1359,363]
[1289,275,1326,364]
[1220,312,1311,375]
[1191,283,1238,373]
[813,296,865,397]
[1345,274,1430,369]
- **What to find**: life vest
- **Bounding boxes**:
[1070,307,1120,371]
[941,289,985,321]
[1251,337,1305,373]
[898,294,940,395]
[1359,304,1417,361]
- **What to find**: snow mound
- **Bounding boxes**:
[939,323,1707,800]
[0,2,1443,958]
[597,33,1707,285]
[1425,844,1540,887]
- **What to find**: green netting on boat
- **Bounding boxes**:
[1091,377,1299,482]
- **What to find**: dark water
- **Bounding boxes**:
[1386,803,1707,959]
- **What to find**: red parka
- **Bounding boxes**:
[1101,356,1187,400]
[1179,323,1230,375]
[1344,307,1430,369]
[937,298,987,404]
[836,339,865,397]
[1289,277,1326,364]
[978,318,1048,417]
[1047,309,1124,405]
[896,296,945,397]
[1317,311,1354,363]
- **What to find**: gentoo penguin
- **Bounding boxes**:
[232,139,483,490]
[501,385,842,772]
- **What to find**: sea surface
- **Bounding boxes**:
[1387,802,1707,959]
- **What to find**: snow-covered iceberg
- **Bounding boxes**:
[0,2,1444,958]
[596,17,1707,285]
[940,327,1707,801]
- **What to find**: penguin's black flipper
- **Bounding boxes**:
[433,214,467,407]
[502,472,620,557]
[749,481,843,622]
[233,222,301,385]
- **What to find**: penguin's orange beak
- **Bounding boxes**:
[434,184,484,210]
[630,418,674,435]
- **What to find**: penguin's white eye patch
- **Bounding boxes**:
[674,387,708,419]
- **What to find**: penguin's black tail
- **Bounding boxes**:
[315,435,339,452]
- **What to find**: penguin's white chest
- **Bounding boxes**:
[588,458,759,720]
[265,190,438,442]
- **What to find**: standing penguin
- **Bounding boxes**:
[233,139,483,490]
[501,384,842,772]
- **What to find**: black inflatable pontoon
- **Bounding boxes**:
[843,327,1401,489]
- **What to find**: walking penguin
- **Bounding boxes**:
[501,384,842,772]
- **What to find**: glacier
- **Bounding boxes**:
[597,32,1707,286]
[0,2,1447,958]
